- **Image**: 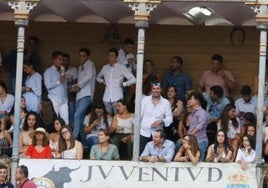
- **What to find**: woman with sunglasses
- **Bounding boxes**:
[173,134,200,165]
[205,129,233,162]
[57,125,83,159]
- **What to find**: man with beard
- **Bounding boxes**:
[139,82,172,154]
[162,56,192,102]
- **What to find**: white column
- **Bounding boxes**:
[7,1,39,185]
[125,0,160,161]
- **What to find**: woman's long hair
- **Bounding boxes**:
[39,98,56,123]
[213,129,232,155]
[22,111,38,131]
[58,125,75,153]
[220,104,238,133]
[88,103,109,130]
[182,134,199,156]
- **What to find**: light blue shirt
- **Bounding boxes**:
[44,65,67,104]
[140,139,175,162]
[203,92,230,119]
[235,96,257,115]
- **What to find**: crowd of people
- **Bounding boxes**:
[0,36,265,175]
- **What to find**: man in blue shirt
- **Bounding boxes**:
[203,85,230,145]
[162,56,192,102]
[140,130,175,162]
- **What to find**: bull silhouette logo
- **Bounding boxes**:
[40,164,80,188]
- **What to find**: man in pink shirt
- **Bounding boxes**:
[16,165,37,188]
[199,54,237,97]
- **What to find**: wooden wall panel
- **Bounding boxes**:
[0,21,259,101]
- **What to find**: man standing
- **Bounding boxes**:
[199,54,237,97]
[72,48,96,144]
[140,82,172,154]
[44,51,69,125]
[3,36,40,95]
[96,48,136,115]
[62,53,78,128]
[187,91,208,162]
[140,130,175,163]
[118,38,136,72]
[16,165,36,188]
[162,56,192,102]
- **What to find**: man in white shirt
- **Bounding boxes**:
[44,51,69,124]
[96,48,136,115]
[63,53,78,128]
[139,82,173,154]
[118,38,136,72]
[72,48,96,144]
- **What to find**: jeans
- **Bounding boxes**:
[139,135,152,156]
[86,136,98,148]
[68,100,75,128]
[73,96,91,145]
[198,141,208,162]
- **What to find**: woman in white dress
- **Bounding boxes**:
[22,61,42,113]
[57,125,83,159]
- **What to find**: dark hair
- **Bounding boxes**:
[144,59,154,67]
[62,53,70,59]
[18,165,29,178]
[166,86,178,108]
[109,48,118,57]
[39,98,56,128]
[79,48,90,56]
[187,91,206,109]
[58,125,75,153]
[220,104,238,133]
[88,103,109,130]
[0,163,7,170]
[143,74,159,96]
[117,99,132,113]
[22,111,38,131]
[213,129,232,155]
[212,54,223,63]
[210,85,224,98]
[52,51,64,59]
[240,85,251,95]
[51,117,66,133]
[0,80,8,93]
[172,56,183,65]
[123,38,134,45]
[28,36,39,44]
[243,112,256,125]
[155,130,166,139]
[241,135,256,150]
[23,61,37,72]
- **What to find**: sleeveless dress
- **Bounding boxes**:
[62,146,77,159]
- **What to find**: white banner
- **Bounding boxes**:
[19,159,257,188]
